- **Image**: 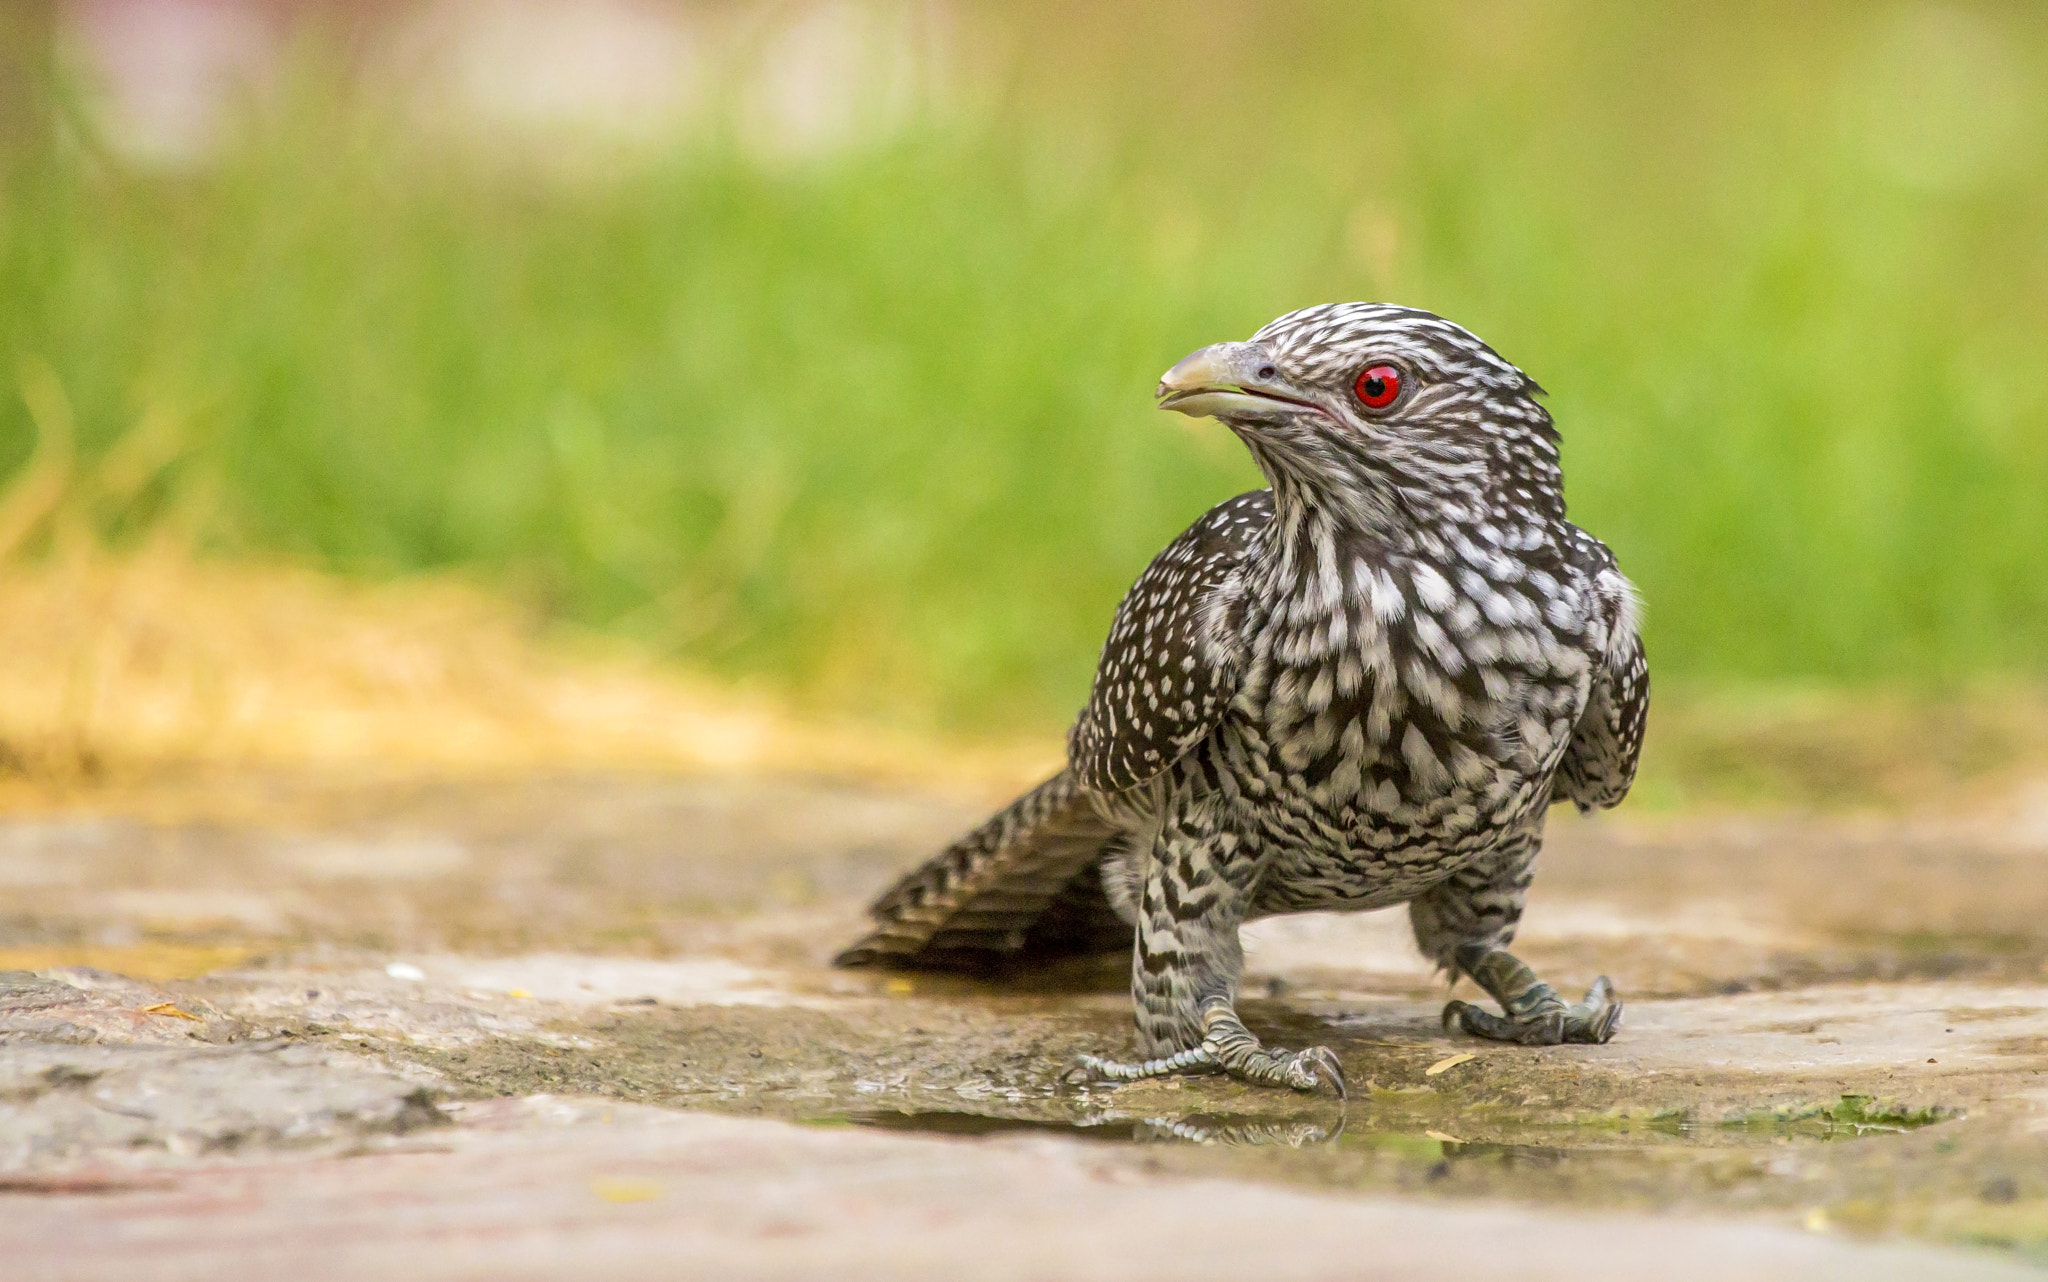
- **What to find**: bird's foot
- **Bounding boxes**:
[1442,944,1621,1046]
[1442,976,1619,1044]
[1059,997,1347,1097]
[1198,993,1346,1095]
[1210,1041,1349,1094]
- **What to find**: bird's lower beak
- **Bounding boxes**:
[1155,342,1317,422]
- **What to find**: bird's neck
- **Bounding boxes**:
[1239,403,1570,581]
[1252,463,1566,615]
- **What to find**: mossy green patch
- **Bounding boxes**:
[1721,1094,1953,1139]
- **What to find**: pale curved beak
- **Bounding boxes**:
[1156,342,1319,422]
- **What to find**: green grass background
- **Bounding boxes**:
[2,2,2046,735]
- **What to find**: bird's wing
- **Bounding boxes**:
[1555,530,1648,811]
[1068,490,1272,794]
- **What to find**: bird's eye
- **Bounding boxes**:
[1353,364,1402,410]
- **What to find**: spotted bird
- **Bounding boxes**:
[838,303,1648,1095]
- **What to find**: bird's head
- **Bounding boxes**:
[1158,302,1562,530]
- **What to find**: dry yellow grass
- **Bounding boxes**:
[0,547,1062,805]
[0,944,253,982]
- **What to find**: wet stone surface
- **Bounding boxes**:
[3,769,2048,1277]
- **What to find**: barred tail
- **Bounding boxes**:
[834,770,1130,971]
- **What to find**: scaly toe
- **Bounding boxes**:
[1059,1047,1221,1090]
[1445,998,1523,1042]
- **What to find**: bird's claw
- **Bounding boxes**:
[1443,975,1621,1046]
[1288,1044,1349,1098]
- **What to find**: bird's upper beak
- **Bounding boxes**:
[1156,342,1321,423]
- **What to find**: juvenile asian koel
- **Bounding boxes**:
[839,302,1647,1095]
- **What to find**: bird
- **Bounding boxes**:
[837,302,1647,1096]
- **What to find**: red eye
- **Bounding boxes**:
[1354,364,1402,410]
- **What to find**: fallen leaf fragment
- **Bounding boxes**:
[884,978,915,995]
[591,1178,661,1204]
[1424,1052,1475,1076]
[142,1002,203,1022]
[1424,1129,1467,1144]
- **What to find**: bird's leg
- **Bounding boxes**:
[1411,835,1621,1047]
[1442,943,1621,1045]
[1063,819,1345,1096]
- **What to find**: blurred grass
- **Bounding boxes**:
[2,2,2046,738]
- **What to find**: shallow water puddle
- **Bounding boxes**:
[812,1089,2020,1245]
[838,1091,1951,1153]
